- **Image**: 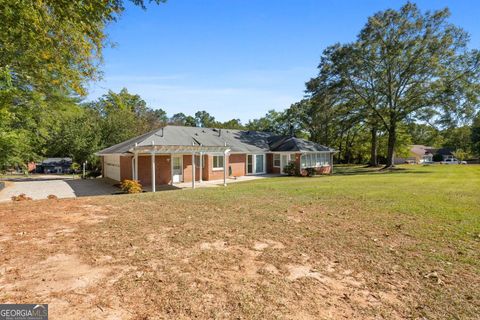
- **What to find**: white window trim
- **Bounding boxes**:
[212,155,224,171]
[246,154,266,175]
[273,154,281,168]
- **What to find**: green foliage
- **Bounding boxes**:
[0,130,36,171]
[283,162,297,176]
[305,3,480,167]
[452,149,470,161]
[0,1,164,170]
[70,162,81,172]
[305,167,317,177]
[472,114,480,156]
[120,179,143,194]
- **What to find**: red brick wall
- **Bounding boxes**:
[120,156,133,181]
[137,155,171,186]
[182,154,202,183]
[205,154,230,181]
[266,154,282,174]
[229,154,246,177]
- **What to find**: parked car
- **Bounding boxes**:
[440,158,466,164]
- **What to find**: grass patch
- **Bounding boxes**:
[0,165,478,318]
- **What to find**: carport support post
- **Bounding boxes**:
[330,152,334,174]
[192,152,195,189]
[223,151,227,187]
[151,151,156,192]
[199,152,203,183]
[134,150,138,181]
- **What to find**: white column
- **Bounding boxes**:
[134,151,138,181]
[192,153,195,189]
[199,152,203,183]
[331,152,334,174]
[223,151,227,186]
[170,154,174,185]
[151,152,156,192]
[131,157,135,180]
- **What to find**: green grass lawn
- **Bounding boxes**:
[1,164,478,319]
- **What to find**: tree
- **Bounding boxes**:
[452,149,470,161]
[0,0,164,98]
[442,126,472,152]
[246,110,290,134]
[218,119,244,129]
[472,113,480,156]
[194,110,216,127]
[0,0,164,169]
[170,113,196,126]
[328,3,480,167]
[307,44,384,166]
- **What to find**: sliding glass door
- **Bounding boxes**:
[255,154,264,174]
[246,154,265,175]
[247,155,254,174]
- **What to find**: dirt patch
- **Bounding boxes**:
[0,168,478,319]
[253,239,285,251]
[200,240,228,250]
[1,253,107,294]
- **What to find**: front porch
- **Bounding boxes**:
[142,174,281,192]
[132,144,232,192]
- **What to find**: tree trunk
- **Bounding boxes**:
[369,126,378,167]
[385,123,396,168]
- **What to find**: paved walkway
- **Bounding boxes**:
[143,174,281,192]
[0,178,118,202]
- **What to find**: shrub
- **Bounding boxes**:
[11,193,32,201]
[70,162,80,173]
[47,194,58,200]
[283,162,297,176]
[300,169,309,177]
[305,167,317,176]
[120,179,142,194]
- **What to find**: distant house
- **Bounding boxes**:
[96,125,336,190]
[394,145,455,164]
[36,158,73,174]
[435,147,455,160]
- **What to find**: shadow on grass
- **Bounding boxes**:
[333,166,432,176]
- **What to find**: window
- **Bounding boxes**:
[273,154,281,167]
[212,155,224,170]
[300,153,330,168]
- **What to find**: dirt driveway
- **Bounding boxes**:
[0,177,118,202]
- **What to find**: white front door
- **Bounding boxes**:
[172,155,183,183]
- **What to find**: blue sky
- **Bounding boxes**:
[87,0,480,122]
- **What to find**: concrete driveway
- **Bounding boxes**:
[0,177,118,202]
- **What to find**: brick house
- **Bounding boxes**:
[96,126,336,191]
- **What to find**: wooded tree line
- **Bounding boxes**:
[1,1,480,171]
[250,3,480,166]
[0,0,165,170]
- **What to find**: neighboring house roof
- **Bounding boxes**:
[268,136,333,152]
[436,147,454,156]
[96,125,335,155]
[410,145,434,156]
